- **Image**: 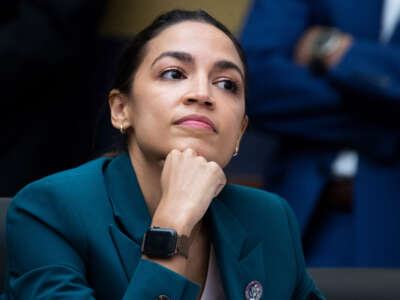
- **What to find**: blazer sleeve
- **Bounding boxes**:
[240,0,400,145]
[279,197,325,300]
[328,39,400,108]
[3,181,200,299]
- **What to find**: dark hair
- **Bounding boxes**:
[112,9,248,94]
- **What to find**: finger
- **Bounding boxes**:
[195,155,207,164]
[163,149,179,171]
[182,147,197,156]
[208,161,225,177]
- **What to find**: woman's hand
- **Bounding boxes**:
[152,148,227,236]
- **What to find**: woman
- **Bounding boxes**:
[2,10,324,300]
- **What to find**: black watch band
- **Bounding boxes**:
[176,234,190,258]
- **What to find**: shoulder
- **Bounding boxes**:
[14,157,110,200]
[7,157,113,257]
[27,156,110,189]
[8,157,112,227]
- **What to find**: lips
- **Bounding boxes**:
[175,114,216,132]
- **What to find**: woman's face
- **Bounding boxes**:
[119,21,247,167]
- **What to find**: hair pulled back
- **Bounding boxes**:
[112,9,248,95]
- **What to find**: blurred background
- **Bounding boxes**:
[100,0,250,36]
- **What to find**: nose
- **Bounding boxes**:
[182,76,215,109]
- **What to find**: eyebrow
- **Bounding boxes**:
[151,51,193,67]
[151,51,244,80]
[214,60,244,80]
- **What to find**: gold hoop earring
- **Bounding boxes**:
[233,145,239,157]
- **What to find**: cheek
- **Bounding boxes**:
[222,108,245,139]
[131,108,166,135]
[130,89,170,129]
[217,114,243,156]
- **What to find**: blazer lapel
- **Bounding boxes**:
[109,224,142,281]
[208,195,266,300]
[104,154,152,280]
[103,155,267,296]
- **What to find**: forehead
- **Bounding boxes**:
[144,21,244,70]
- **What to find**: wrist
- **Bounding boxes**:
[151,211,193,236]
[153,195,198,236]
[310,29,348,74]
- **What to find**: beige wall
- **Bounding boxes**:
[100,0,252,36]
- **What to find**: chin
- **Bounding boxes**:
[172,140,211,157]
[169,139,231,166]
[176,147,231,168]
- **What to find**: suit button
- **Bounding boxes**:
[156,296,170,300]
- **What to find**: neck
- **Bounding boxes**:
[128,143,163,217]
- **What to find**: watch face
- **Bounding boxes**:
[143,228,177,258]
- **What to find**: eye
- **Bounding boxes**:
[160,69,185,80]
[216,79,238,94]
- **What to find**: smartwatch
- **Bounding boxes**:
[141,227,190,258]
[310,29,342,75]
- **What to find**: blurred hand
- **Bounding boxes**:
[294,26,353,68]
[152,148,227,236]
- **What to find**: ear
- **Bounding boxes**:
[109,89,131,131]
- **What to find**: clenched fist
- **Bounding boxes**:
[152,148,227,236]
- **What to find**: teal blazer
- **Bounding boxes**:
[2,154,324,299]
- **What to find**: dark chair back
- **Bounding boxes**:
[309,268,400,299]
[0,197,11,293]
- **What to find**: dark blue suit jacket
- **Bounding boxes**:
[2,154,324,299]
[241,0,400,266]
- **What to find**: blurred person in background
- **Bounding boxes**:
[241,0,400,266]
[0,0,107,196]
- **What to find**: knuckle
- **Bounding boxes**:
[184,148,195,155]
[207,161,220,171]
[170,149,179,156]
[196,155,206,163]
[222,175,227,183]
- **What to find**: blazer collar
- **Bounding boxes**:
[207,197,246,259]
[104,153,151,244]
[208,192,266,300]
[104,154,266,296]
[104,153,252,254]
